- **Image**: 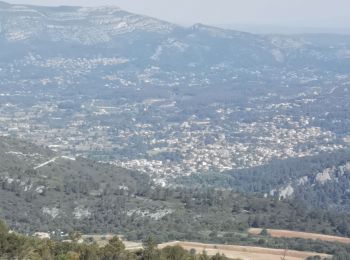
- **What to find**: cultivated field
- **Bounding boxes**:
[249,228,350,244]
[158,241,330,260]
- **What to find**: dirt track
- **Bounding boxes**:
[158,241,330,260]
[249,228,350,244]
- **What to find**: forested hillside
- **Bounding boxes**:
[179,149,350,211]
[3,137,350,258]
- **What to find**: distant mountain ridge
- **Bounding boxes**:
[0,1,174,43]
[1,0,349,73]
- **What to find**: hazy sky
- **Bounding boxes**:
[4,0,350,30]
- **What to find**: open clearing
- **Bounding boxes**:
[249,228,350,244]
[82,235,331,259]
[158,241,330,260]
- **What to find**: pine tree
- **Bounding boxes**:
[142,236,160,260]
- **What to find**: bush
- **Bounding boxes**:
[260,228,269,236]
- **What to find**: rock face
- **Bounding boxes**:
[279,184,294,199]
[315,168,334,185]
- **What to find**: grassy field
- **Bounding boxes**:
[158,241,330,260]
[249,228,350,244]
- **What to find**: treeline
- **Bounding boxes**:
[0,220,231,260]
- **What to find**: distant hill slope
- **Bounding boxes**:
[179,149,350,211]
